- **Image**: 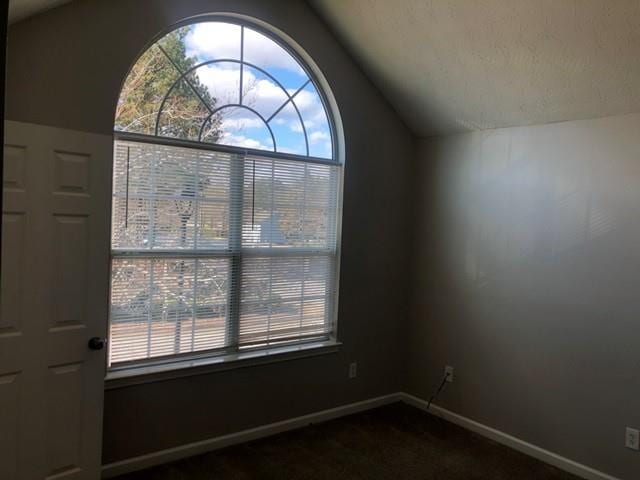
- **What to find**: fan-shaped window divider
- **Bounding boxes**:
[115,21,335,161]
[109,18,342,373]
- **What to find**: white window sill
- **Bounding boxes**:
[104,340,341,389]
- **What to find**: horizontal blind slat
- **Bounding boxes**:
[109,141,340,368]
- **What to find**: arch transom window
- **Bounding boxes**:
[109,19,342,371]
[115,20,334,159]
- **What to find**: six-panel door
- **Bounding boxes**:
[1,121,111,480]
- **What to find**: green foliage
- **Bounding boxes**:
[115,27,221,141]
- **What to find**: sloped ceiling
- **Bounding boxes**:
[10,0,640,137]
[311,0,640,136]
[9,0,70,24]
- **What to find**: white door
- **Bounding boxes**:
[1,121,111,480]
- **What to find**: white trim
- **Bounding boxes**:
[101,391,621,480]
[101,393,402,478]
[400,393,621,480]
[105,340,341,389]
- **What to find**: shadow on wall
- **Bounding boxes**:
[410,112,640,480]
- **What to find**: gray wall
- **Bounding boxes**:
[409,113,640,480]
[6,0,414,463]
[13,1,637,477]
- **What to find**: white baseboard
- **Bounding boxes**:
[102,391,620,480]
[101,393,402,478]
[400,393,621,480]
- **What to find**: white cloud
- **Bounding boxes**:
[277,146,298,154]
[194,64,240,106]
[185,22,241,61]
[294,89,328,126]
[186,22,304,75]
[290,122,304,133]
[242,77,288,118]
[309,131,330,144]
[219,132,272,151]
[243,27,305,75]
[194,65,288,120]
[221,116,264,130]
[194,66,329,138]
[308,129,332,158]
[186,22,329,129]
[181,22,332,157]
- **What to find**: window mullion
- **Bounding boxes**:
[327,166,340,334]
[146,259,154,358]
[149,147,158,249]
[226,153,245,351]
[299,164,308,333]
[190,147,201,352]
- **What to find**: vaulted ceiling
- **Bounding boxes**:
[311,0,640,136]
[10,1,640,137]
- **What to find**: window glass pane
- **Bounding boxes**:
[116,22,333,160]
[112,198,152,249]
[242,156,339,249]
[109,257,229,365]
[243,27,309,90]
[156,26,195,66]
[196,201,231,249]
[115,45,181,134]
[294,82,333,159]
[192,62,241,109]
[183,22,242,63]
[112,141,233,251]
[241,65,288,120]
[203,106,275,151]
[156,77,210,140]
[238,255,332,348]
[110,147,340,366]
[270,103,307,156]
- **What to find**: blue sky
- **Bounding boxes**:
[179,22,333,158]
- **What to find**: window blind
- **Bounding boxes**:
[109,140,340,367]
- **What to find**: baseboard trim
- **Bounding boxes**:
[101,392,402,478]
[400,393,621,480]
[102,391,620,480]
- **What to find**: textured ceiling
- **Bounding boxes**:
[311,0,640,136]
[9,0,71,24]
[10,0,640,136]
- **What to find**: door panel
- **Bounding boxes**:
[1,121,111,480]
[46,363,83,478]
[1,212,24,333]
[3,144,27,191]
[0,372,19,480]
[52,215,89,327]
[53,151,91,195]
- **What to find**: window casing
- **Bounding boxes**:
[108,18,342,371]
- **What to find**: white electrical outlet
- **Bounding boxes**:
[626,427,639,451]
[444,365,454,383]
[348,362,357,379]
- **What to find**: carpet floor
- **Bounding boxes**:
[115,402,580,480]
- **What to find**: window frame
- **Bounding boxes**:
[106,15,344,382]
[115,15,339,161]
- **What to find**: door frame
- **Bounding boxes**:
[1,0,8,275]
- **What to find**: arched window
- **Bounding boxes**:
[115,20,334,159]
[108,18,342,370]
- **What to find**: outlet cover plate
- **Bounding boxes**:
[444,365,454,383]
[626,427,639,451]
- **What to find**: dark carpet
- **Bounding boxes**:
[115,402,580,480]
